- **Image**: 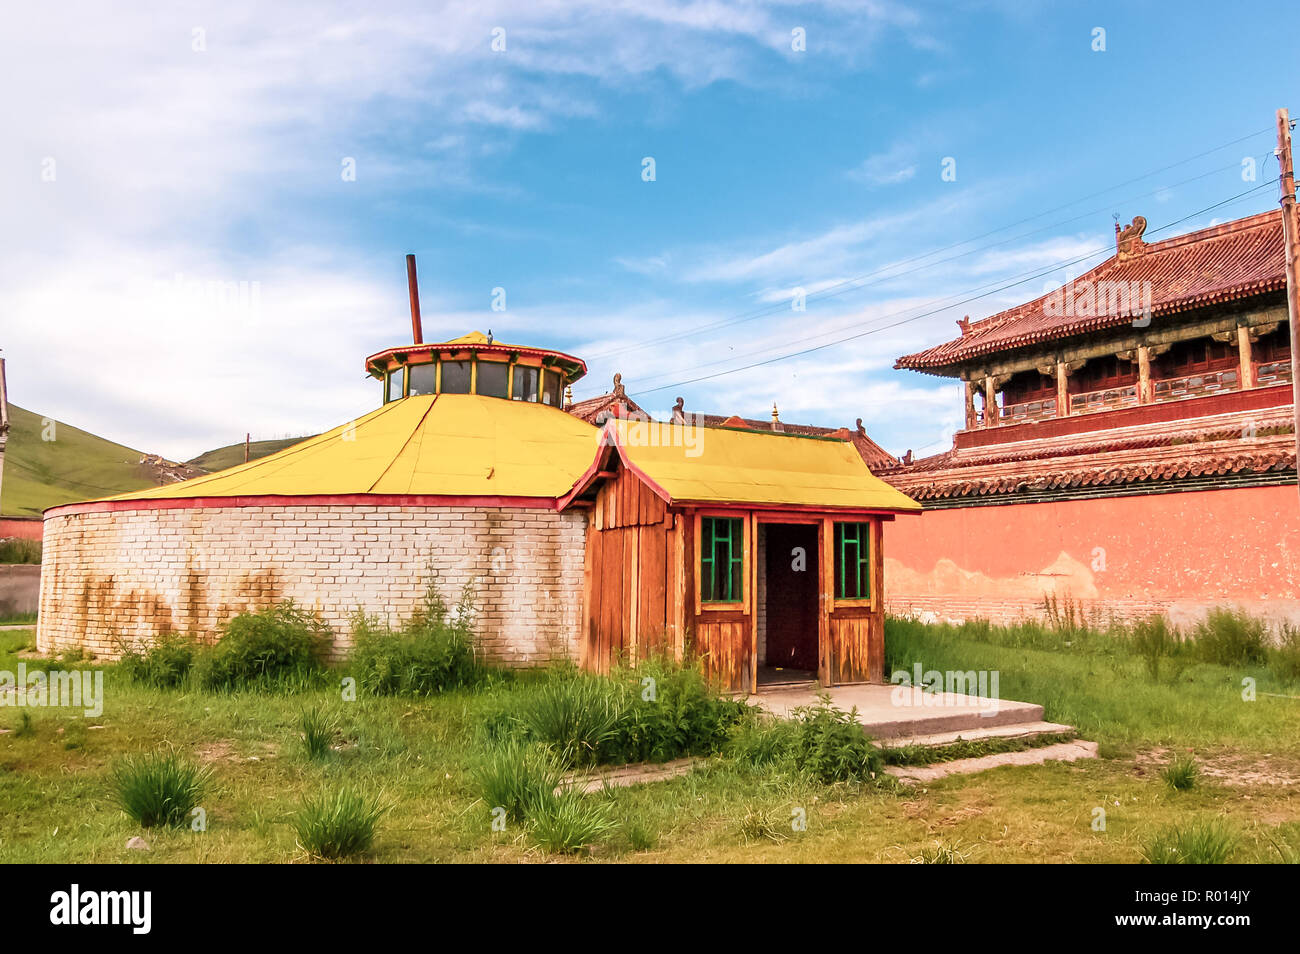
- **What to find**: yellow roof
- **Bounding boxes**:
[608,420,921,512]
[108,394,601,501]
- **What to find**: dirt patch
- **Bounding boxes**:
[1135,747,1300,788]
[195,740,278,764]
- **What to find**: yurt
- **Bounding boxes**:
[37,274,921,692]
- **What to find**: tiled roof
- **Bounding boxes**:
[697,414,899,471]
[881,406,1295,501]
[896,210,1286,374]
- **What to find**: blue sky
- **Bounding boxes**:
[2,0,1296,461]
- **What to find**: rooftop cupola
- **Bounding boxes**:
[364,255,586,405]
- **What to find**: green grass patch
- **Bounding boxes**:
[110,752,211,829]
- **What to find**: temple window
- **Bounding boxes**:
[541,369,563,406]
[701,517,744,603]
[476,360,510,398]
[441,360,472,394]
[512,365,541,402]
[386,368,405,402]
[408,362,437,396]
[833,522,871,600]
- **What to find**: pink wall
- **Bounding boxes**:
[883,484,1300,628]
[0,517,43,541]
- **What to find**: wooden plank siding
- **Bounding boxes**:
[582,466,678,672]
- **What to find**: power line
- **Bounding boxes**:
[618,153,1275,393]
[627,181,1278,398]
[582,125,1274,367]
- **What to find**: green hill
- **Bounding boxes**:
[1,404,157,516]
[185,436,311,473]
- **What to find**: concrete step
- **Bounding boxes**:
[880,720,1076,749]
[886,739,1100,784]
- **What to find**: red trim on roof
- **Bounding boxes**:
[45,493,562,519]
[896,210,1286,373]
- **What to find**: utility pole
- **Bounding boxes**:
[244,432,250,464]
[1277,108,1300,500]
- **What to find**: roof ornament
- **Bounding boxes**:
[612,372,625,398]
[671,397,685,424]
[957,315,971,337]
[771,402,783,432]
[486,329,494,345]
[1115,215,1147,260]
[563,385,573,410]
[856,417,867,437]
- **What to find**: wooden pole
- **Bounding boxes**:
[244,432,250,464]
[1137,346,1153,404]
[1276,109,1300,498]
[405,253,424,345]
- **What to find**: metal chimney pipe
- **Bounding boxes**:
[406,254,424,344]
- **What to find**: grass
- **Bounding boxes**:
[299,706,338,761]
[292,787,386,860]
[110,752,211,829]
[1140,820,1238,864]
[0,403,156,517]
[185,436,311,473]
[0,539,41,564]
[2,612,1300,863]
[1161,754,1199,791]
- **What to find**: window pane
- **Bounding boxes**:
[701,517,743,603]
[512,365,540,401]
[387,369,404,401]
[834,522,870,599]
[541,369,563,406]
[441,360,472,394]
[408,363,437,396]
[476,360,509,398]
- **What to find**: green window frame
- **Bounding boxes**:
[701,517,744,603]
[834,522,871,600]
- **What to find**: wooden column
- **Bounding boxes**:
[1236,325,1255,389]
[1055,361,1070,417]
[963,379,977,430]
[983,375,997,427]
[1137,345,1153,404]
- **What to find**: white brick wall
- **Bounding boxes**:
[37,504,588,665]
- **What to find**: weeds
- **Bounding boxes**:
[117,633,198,689]
[193,601,329,691]
[292,786,386,859]
[472,740,566,822]
[350,576,485,696]
[527,789,616,854]
[911,839,972,863]
[299,706,338,761]
[1141,820,1237,864]
[1161,754,1199,791]
[110,752,211,828]
[1192,608,1268,667]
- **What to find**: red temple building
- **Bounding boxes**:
[880,210,1300,628]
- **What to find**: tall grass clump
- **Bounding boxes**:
[293,786,386,859]
[1128,615,1180,681]
[0,538,41,564]
[527,789,617,854]
[350,576,484,695]
[1140,820,1237,864]
[1191,607,1268,666]
[515,671,626,767]
[117,633,198,689]
[1161,754,1199,791]
[911,839,971,864]
[193,601,328,691]
[299,706,338,761]
[472,740,566,821]
[111,752,211,828]
[1270,623,1300,684]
